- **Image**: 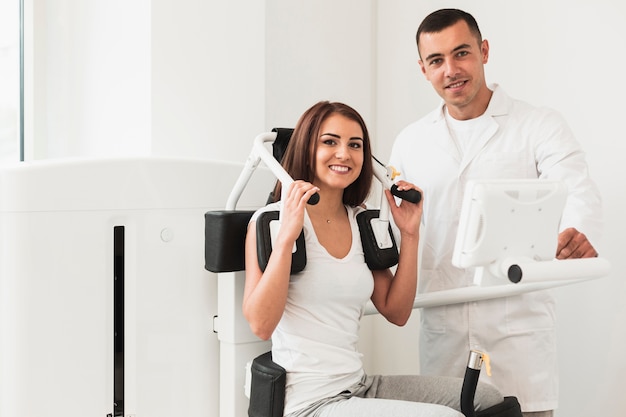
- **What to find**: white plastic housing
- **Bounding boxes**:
[0,157,273,417]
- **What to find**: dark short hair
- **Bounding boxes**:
[416,8,483,58]
[273,101,373,207]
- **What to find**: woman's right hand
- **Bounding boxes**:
[275,180,320,245]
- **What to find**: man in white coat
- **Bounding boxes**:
[389,8,602,417]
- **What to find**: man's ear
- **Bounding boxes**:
[481,39,490,64]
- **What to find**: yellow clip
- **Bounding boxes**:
[389,166,401,181]
[482,352,492,377]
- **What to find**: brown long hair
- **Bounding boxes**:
[272,101,373,207]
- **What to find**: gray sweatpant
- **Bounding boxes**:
[288,374,504,417]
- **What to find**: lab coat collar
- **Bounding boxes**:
[483,84,511,117]
[427,83,509,174]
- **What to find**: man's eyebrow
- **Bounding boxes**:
[424,52,443,62]
[452,43,472,53]
[424,43,472,62]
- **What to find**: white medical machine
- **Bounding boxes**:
[207,130,611,417]
[441,179,610,307]
[0,132,611,417]
[0,157,274,417]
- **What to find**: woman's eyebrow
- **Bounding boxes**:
[320,132,364,141]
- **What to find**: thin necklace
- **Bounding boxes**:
[308,205,344,224]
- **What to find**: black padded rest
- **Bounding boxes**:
[205,210,254,273]
[256,210,306,274]
[357,209,399,270]
[206,208,399,274]
[270,128,294,163]
[248,351,286,417]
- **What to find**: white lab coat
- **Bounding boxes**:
[389,84,602,412]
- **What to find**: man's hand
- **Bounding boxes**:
[556,227,598,259]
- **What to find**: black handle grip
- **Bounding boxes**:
[390,184,422,204]
[460,367,480,417]
[308,192,320,205]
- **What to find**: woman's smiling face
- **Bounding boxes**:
[312,113,364,192]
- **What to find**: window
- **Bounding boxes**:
[0,0,22,163]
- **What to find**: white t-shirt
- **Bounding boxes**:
[252,203,374,415]
[444,105,492,158]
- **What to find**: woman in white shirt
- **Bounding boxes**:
[242,101,503,417]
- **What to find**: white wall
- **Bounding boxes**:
[150,1,266,162]
[21,1,626,416]
[264,0,376,138]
